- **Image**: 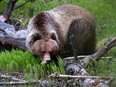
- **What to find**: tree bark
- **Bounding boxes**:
[0,0,18,22]
[0,21,116,86]
[0,21,27,51]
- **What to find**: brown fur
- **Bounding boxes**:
[26,5,96,63]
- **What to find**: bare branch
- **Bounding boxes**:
[1,74,25,82]
[64,56,112,60]
[63,38,116,86]
[0,21,115,86]
[0,21,27,51]
[77,37,116,65]
[49,73,115,79]
[93,37,116,61]
[0,0,18,22]
[14,0,30,9]
[0,0,3,2]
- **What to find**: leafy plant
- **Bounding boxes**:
[0,50,65,79]
[0,0,116,86]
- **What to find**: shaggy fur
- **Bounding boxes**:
[26,5,96,63]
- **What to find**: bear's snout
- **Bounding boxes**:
[42,52,51,63]
[32,39,59,63]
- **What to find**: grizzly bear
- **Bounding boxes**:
[26,5,96,63]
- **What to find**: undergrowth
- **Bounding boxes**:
[0,0,116,86]
[0,50,65,79]
[85,59,116,76]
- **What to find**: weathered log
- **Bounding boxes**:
[63,63,110,87]
[0,21,116,86]
[93,37,116,61]
[0,73,40,86]
[64,37,116,66]
[50,73,114,87]
[0,21,27,51]
[62,37,116,87]
[0,21,115,57]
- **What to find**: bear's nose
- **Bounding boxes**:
[42,52,51,63]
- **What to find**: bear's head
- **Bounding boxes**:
[31,33,59,63]
[26,12,60,63]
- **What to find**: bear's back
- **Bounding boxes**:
[47,5,95,44]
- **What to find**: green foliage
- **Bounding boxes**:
[86,59,116,77]
[0,50,65,79]
[0,0,116,85]
[0,0,115,41]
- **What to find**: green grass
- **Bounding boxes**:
[85,59,116,76]
[0,50,65,79]
[0,0,116,86]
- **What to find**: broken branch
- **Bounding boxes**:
[14,0,30,9]
[93,37,116,61]
[0,0,18,22]
[0,21,27,51]
[49,73,115,79]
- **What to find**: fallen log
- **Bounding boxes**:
[0,21,27,51]
[61,64,111,87]
[0,21,116,87]
[50,73,115,87]
[64,37,116,66]
[0,21,115,55]
[62,37,116,87]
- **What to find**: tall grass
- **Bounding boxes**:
[0,50,65,79]
[0,0,116,85]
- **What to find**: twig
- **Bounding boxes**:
[0,80,40,86]
[93,37,116,61]
[77,37,116,65]
[64,56,111,60]
[0,74,40,86]
[14,0,30,9]
[106,78,115,85]
[49,73,116,79]
[0,0,18,22]
[1,74,25,82]
[0,21,27,51]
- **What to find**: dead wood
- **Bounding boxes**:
[0,74,40,86]
[14,0,30,9]
[62,63,110,87]
[62,37,116,87]
[0,0,36,22]
[49,73,116,79]
[0,21,115,58]
[0,0,3,2]
[14,0,35,9]
[0,0,18,22]
[0,21,27,51]
[64,37,116,65]
[93,37,116,61]
[49,63,111,87]
[80,37,116,65]
[0,21,116,86]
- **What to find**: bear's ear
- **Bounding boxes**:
[51,33,56,40]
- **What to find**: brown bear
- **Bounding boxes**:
[26,5,96,63]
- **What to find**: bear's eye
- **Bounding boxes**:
[33,34,42,41]
[49,51,55,55]
[41,51,46,56]
[51,33,56,40]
